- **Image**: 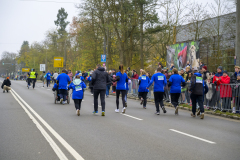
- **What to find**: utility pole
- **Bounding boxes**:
[236,0,240,66]
[140,3,144,69]
[64,39,66,69]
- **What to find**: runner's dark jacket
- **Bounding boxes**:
[92,67,110,90]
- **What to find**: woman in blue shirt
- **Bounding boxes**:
[68,75,86,116]
[168,68,186,115]
[138,70,150,109]
[115,65,128,113]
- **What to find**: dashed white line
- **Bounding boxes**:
[169,129,216,144]
[120,113,143,121]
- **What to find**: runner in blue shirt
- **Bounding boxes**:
[168,68,186,115]
[115,65,128,113]
[56,69,71,105]
[147,67,167,115]
[138,70,150,109]
[46,71,52,87]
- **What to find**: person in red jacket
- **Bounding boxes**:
[132,70,139,95]
[216,71,232,111]
[212,66,223,110]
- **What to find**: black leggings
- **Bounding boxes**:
[154,92,164,112]
[74,99,82,110]
[139,92,148,107]
[116,90,127,109]
[171,93,181,108]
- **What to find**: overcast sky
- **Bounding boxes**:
[0,0,235,58]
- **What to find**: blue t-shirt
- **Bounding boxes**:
[147,72,167,92]
[53,83,58,90]
[56,73,71,90]
[116,72,128,90]
[68,82,86,99]
[169,74,185,93]
[46,72,52,80]
[138,75,150,92]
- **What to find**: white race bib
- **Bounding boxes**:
[158,76,164,80]
[142,76,146,80]
[196,77,203,83]
[75,86,82,91]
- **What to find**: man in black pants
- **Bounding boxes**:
[189,67,208,119]
[92,64,111,116]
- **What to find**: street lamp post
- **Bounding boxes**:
[236,0,240,66]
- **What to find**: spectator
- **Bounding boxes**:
[1,77,11,93]
[201,66,210,81]
[212,66,223,110]
[185,61,191,68]
[132,70,139,95]
[230,66,240,113]
[170,63,175,70]
[200,61,205,70]
[216,71,232,112]
[53,71,59,83]
[233,74,240,113]
[206,77,213,109]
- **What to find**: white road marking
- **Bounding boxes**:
[169,129,216,144]
[10,91,68,160]
[11,89,84,160]
[47,89,51,90]
[120,113,143,121]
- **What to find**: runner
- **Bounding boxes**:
[138,70,150,109]
[114,65,128,114]
[68,75,86,116]
[46,71,52,88]
[28,69,38,89]
[56,69,71,105]
[147,67,167,115]
[168,68,186,115]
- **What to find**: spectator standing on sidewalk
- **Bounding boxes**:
[212,66,223,110]
[201,66,210,81]
[230,66,240,113]
[216,71,232,112]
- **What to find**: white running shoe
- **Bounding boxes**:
[77,109,80,116]
[122,107,126,114]
[62,101,65,105]
[115,109,119,113]
[91,94,93,96]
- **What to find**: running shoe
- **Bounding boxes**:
[92,111,98,114]
[102,111,105,116]
[77,109,80,116]
[191,113,196,117]
[7,90,8,93]
[175,106,179,115]
[115,109,119,113]
[196,110,201,116]
[3,91,5,93]
[62,101,66,105]
[60,98,63,104]
[140,98,143,105]
[155,111,160,115]
[143,106,146,109]
[162,107,167,113]
[91,94,93,96]
[200,113,204,119]
[122,107,126,114]
[125,102,127,107]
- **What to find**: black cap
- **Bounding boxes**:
[223,70,228,74]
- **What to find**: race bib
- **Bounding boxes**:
[75,86,82,91]
[196,77,203,83]
[142,76,146,80]
[158,76,164,80]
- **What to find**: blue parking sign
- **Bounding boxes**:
[101,54,106,62]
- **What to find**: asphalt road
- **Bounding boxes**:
[1,78,240,160]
